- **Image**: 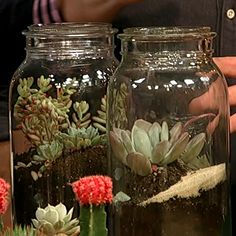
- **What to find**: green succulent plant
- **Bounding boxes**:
[110,119,209,176]
[4,225,36,236]
[33,140,64,162]
[110,83,129,128]
[13,76,108,179]
[92,95,107,133]
[58,126,106,151]
[72,101,91,129]
[14,76,76,146]
[32,203,80,236]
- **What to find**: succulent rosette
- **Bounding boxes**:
[32,203,80,236]
[110,119,208,176]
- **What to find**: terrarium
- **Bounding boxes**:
[9,22,117,232]
[107,27,231,236]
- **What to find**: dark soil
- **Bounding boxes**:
[111,187,227,236]
[13,145,107,225]
[123,160,190,203]
[110,161,230,236]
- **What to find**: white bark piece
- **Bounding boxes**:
[140,163,226,206]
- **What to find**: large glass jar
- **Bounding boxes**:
[107,27,231,236]
[9,23,117,232]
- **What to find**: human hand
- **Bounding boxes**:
[58,0,143,22]
[213,57,236,133]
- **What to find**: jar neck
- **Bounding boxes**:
[24,23,117,60]
[25,44,115,60]
[119,27,215,68]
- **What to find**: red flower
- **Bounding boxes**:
[72,175,113,206]
[0,178,10,215]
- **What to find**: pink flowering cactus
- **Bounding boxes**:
[0,178,10,215]
[72,175,113,205]
[72,175,113,236]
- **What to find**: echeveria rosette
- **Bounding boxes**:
[32,203,80,236]
[0,178,10,232]
[110,119,208,176]
[72,176,113,236]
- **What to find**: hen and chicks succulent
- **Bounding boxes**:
[110,119,209,176]
[32,203,80,236]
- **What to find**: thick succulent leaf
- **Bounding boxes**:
[187,154,210,170]
[40,222,55,235]
[55,203,67,221]
[126,152,152,176]
[113,127,123,140]
[151,140,171,164]
[148,122,161,147]
[161,132,189,165]
[63,207,74,223]
[113,191,131,203]
[134,119,152,132]
[44,207,59,225]
[114,168,123,181]
[36,208,46,221]
[121,130,135,153]
[66,226,80,235]
[53,220,65,231]
[32,219,39,228]
[65,218,80,227]
[132,125,152,159]
[110,131,128,165]
[169,122,182,144]
[160,121,169,142]
[181,133,206,163]
[62,218,80,232]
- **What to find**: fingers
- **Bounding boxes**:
[189,78,224,115]
[230,114,236,133]
[207,114,219,135]
[228,85,236,106]
[213,57,236,78]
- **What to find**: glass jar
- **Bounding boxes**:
[107,27,231,236]
[9,23,117,231]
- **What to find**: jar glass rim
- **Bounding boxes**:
[119,26,216,41]
[23,22,118,37]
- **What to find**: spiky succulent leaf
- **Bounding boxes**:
[55,203,67,221]
[4,225,36,236]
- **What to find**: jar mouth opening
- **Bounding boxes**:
[23,22,118,37]
[119,26,216,41]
